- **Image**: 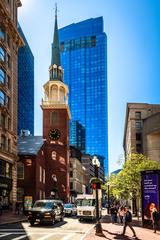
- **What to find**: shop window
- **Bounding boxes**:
[0,47,5,62]
[17,162,24,179]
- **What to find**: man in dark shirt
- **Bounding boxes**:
[122,206,137,238]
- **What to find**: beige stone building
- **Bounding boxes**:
[69,147,87,202]
[123,103,160,163]
[0,0,23,208]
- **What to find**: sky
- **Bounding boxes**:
[18,0,160,173]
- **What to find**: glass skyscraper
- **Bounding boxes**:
[59,17,108,175]
[18,24,34,135]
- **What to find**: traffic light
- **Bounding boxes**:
[91,182,101,189]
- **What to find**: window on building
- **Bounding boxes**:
[0,68,5,84]
[135,112,141,119]
[70,171,73,177]
[39,190,42,200]
[43,169,45,184]
[70,182,73,190]
[17,188,24,202]
[1,135,6,150]
[136,133,142,141]
[50,111,58,125]
[0,27,5,41]
[17,162,24,179]
[40,166,42,182]
[0,160,5,176]
[0,90,5,105]
[136,144,142,153]
[8,139,11,152]
[135,121,142,129]
[0,113,5,128]
[26,159,32,166]
[6,162,12,178]
[0,47,5,62]
[51,151,56,160]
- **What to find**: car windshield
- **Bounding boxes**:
[64,204,73,208]
[33,201,54,209]
[76,199,95,207]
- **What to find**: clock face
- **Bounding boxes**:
[49,129,61,140]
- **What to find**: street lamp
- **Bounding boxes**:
[92,156,103,236]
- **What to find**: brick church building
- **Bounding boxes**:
[17,7,71,208]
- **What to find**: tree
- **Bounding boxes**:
[103,153,160,214]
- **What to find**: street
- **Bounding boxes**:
[0,216,94,240]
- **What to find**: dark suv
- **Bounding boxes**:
[28,199,64,226]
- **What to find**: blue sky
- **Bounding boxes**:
[19,0,160,173]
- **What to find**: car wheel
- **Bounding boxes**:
[30,221,35,226]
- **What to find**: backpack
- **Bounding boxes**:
[125,211,132,222]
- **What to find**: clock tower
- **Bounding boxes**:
[41,5,71,202]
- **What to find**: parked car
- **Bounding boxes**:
[64,203,77,216]
[28,199,64,226]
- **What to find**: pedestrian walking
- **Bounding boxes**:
[110,205,118,223]
[151,207,159,233]
[121,206,137,238]
[118,206,125,224]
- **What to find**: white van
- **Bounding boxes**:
[76,193,102,221]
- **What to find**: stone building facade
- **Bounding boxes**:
[123,103,160,162]
[0,0,23,208]
[69,146,87,202]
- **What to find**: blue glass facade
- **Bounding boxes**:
[70,120,85,153]
[18,25,34,135]
[59,17,108,175]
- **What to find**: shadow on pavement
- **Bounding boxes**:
[102,229,141,240]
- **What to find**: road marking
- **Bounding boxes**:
[37,233,55,240]
[62,233,75,240]
[0,233,12,238]
[80,225,95,240]
[12,234,32,240]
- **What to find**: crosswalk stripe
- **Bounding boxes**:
[0,233,12,238]
[11,234,29,240]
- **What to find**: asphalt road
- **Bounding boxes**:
[0,216,95,240]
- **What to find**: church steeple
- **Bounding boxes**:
[49,3,63,81]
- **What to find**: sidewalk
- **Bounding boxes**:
[83,214,160,240]
[0,210,27,226]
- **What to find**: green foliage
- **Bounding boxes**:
[103,153,160,200]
